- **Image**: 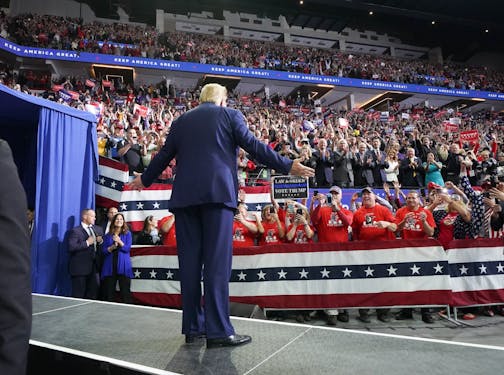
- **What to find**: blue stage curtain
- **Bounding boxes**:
[32,107,98,295]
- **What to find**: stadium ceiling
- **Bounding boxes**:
[82,0,504,62]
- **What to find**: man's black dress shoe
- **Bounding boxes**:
[206,334,252,349]
[185,334,206,344]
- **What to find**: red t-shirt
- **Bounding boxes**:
[158,215,177,246]
[286,224,314,244]
[352,204,396,241]
[437,212,458,249]
[258,220,285,245]
[232,220,257,247]
[395,206,436,239]
[312,206,353,243]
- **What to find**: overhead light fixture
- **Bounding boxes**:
[369,11,373,15]
[299,0,304,5]
[431,21,436,25]
[485,29,489,33]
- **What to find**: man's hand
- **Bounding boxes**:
[489,187,504,201]
[127,173,145,191]
[289,158,315,177]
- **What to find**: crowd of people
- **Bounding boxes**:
[1,10,503,331]
[2,11,504,92]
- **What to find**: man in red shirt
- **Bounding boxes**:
[351,187,397,241]
[311,185,353,326]
[351,187,396,323]
[311,186,353,243]
[158,213,177,246]
[394,190,436,323]
[395,190,436,239]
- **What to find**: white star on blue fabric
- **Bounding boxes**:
[320,268,330,278]
[342,267,352,278]
[387,265,398,276]
[110,181,117,188]
[149,270,157,278]
[257,270,266,280]
[364,266,375,277]
[478,264,487,274]
[497,263,504,273]
[299,269,309,279]
[459,265,468,275]
[433,264,444,274]
[278,269,287,279]
[153,202,160,209]
[99,177,105,184]
[237,271,247,281]
[134,269,141,278]
[120,203,127,211]
[136,202,144,210]
[166,270,174,279]
[410,264,421,275]
[255,204,262,210]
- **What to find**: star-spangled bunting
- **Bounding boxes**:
[449,261,504,277]
[131,260,459,282]
[129,239,503,310]
[131,260,504,283]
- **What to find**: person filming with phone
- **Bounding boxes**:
[257,205,285,245]
[310,185,353,325]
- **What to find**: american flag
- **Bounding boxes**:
[129,239,456,309]
[96,156,129,209]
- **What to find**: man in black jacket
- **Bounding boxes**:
[67,209,103,299]
[0,139,31,375]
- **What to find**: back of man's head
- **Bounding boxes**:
[199,83,227,105]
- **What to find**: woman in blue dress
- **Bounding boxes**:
[102,213,133,303]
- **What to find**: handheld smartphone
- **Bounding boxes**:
[313,190,319,196]
[296,208,303,215]
[326,194,332,204]
[269,206,275,214]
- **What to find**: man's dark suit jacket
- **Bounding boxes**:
[0,139,31,375]
[67,224,103,276]
[141,102,292,207]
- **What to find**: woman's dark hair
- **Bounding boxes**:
[142,216,154,232]
[110,213,129,235]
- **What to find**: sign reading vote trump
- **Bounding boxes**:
[272,176,309,200]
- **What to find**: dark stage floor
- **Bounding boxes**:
[30,294,504,375]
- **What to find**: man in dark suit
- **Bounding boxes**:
[0,139,31,375]
[313,137,333,187]
[129,83,314,348]
[67,209,103,299]
[399,147,423,187]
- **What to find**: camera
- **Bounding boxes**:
[313,190,318,196]
[296,208,303,215]
[269,206,275,214]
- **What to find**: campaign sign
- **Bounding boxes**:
[272,176,309,200]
